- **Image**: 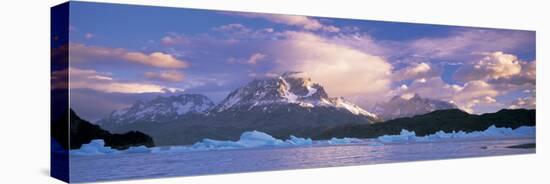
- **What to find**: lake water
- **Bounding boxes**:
[69,137,535,182]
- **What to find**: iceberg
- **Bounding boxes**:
[326,137,362,145]
[70,140,153,156]
[377,130,417,142]
[70,140,119,156]
[70,125,535,156]
[377,125,536,143]
[286,135,313,145]
[124,145,152,154]
[190,131,313,151]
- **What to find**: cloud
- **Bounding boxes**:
[68,67,183,93]
[245,53,267,65]
[70,43,189,69]
[392,62,439,81]
[84,33,94,39]
[144,70,185,82]
[489,59,535,85]
[453,52,535,100]
[508,96,536,109]
[160,34,188,46]
[454,52,522,82]
[268,31,392,105]
[453,80,499,112]
[391,77,499,113]
[403,29,534,60]
[212,23,278,41]
[329,33,389,57]
[237,13,339,32]
[213,23,251,33]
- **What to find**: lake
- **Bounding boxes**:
[70,137,535,182]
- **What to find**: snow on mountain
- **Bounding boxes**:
[212,72,378,119]
[372,94,458,120]
[99,94,215,125]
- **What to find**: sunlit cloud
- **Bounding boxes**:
[389,77,500,113]
[235,13,340,32]
[268,31,392,105]
[454,52,522,82]
[404,29,534,60]
[392,62,439,81]
[144,70,185,82]
[68,67,184,94]
[160,33,189,46]
[70,43,189,69]
[84,33,95,39]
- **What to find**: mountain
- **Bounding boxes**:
[316,108,536,139]
[98,94,214,128]
[213,72,379,119]
[51,109,155,150]
[372,94,457,120]
[103,73,380,146]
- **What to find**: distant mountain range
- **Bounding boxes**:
[92,73,535,146]
[98,73,381,145]
[372,94,457,120]
[316,108,535,140]
[98,94,214,126]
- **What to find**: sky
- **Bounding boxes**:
[63,2,536,121]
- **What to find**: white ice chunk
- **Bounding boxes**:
[377,125,536,143]
[327,137,362,145]
[285,135,313,145]
[70,140,119,156]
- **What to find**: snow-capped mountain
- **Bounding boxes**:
[98,94,214,125]
[101,73,381,145]
[212,72,379,119]
[372,94,457,120]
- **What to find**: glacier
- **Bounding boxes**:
[70,125,535,156]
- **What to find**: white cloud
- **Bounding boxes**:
[489,59,535,85]
[68,67,183,93]
[238,13,339,32]
[84,33,94,39]
[392,62,438,81]
[245,53,267,65]
[454,51,522,82]
[144,70,185,82]
[509,96,536,109]
[70,43,189,69]
[404,29,534,59]
[160,34,188,46]
[268,31,392,105]
[390,77,499,113]
[123,51,187,68]
[213,23,251,33]
[329,33,389,57]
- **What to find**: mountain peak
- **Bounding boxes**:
[212,73,377,119]
[98,94,215,125]
[373,94,458,120]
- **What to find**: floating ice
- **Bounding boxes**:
[286,135,313,145]
[377,130,417,142]
[326,137,362,145]
[70,140,119,156]
[70,125,535,156]
[377,125,535,143]
[124,146,152,154]
[190,131,314,151]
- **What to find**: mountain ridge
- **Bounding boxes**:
[99,73,381,145]
[316,108,536,139]
[372,94,457,120]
